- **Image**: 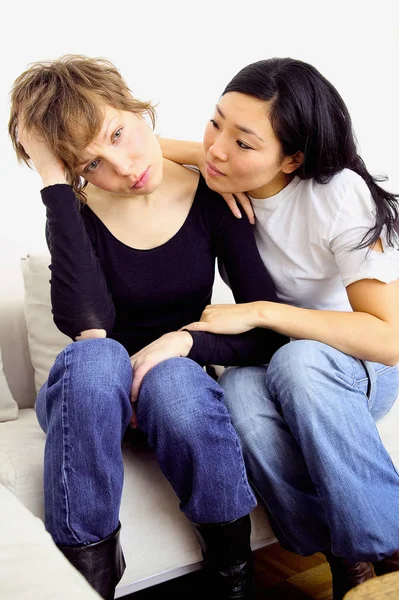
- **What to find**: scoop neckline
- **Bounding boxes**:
[84,176,202,253]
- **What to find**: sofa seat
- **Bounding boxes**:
[0,407,277,596]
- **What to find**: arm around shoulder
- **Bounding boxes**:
[158,137,204,170]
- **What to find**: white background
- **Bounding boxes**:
[1,0,398,301]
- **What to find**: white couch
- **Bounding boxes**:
[1,255,399,597]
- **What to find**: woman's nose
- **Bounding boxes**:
[209,140,228,162]
[115,162,132,176]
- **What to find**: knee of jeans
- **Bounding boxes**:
[218,367,239,395]
[219,366,269,430]
[219,366,256,409]
[138,357,217,429]
[49,338,132,408]
[266,340,346,398]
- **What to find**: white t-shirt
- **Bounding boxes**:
[249,169,399,312]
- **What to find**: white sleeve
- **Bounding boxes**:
[329,173,399,287]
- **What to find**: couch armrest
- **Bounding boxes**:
[0,484,101,599]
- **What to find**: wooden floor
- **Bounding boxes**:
[127,542,333,599]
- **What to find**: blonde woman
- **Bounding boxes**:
[9,55,288,600]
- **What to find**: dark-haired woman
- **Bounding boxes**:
[161,57,399,600]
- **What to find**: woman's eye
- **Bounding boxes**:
[210,119,220,129]
[86,160,100,172]
[113,128,123,141]
[236,141,253,150]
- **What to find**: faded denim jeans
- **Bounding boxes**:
[219,340,399,562]
[36,338,256,546]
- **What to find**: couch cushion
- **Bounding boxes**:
[0,483,101,599]
[0,409,46,516]
[21,255,70,394]
[0,298,36,410]
[0,347,18,422]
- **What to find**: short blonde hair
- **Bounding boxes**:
[9,54,156,202]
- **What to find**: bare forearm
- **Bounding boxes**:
[41,169,67,187]
[260,302,399,365]
[158,137,202,168]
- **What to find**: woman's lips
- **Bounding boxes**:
[132,167,150,189]
[206,162,225,177]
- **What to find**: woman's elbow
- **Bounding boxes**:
[52,311,114,341]
[384,350,399,367]
[381,335,399,366]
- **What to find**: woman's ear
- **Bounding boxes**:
[282,151,304,174]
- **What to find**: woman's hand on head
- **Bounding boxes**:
[182,302,263,335]
[17,117,67,186]
[129,331,193,427]
[222,192,255,225]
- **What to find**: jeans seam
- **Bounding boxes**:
[345,354,358,388]
[61,346,81,545]
[214,383,257,512]
[346,355,371,410]
[215,382,257,510]
[374,365,396,377]
[225,418,257,508]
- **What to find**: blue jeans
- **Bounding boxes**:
[218,340,399,563]
[36,338,256,546]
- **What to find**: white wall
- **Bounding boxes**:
[1,0,398,302]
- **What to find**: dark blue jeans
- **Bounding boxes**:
[36,338,256,545]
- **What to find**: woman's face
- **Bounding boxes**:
[76,106,163,195]
[203,92,300,198]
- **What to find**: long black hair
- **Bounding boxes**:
[223,58,399,248]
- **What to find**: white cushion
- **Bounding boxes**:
[0,347,18,422]
[0,298,36,410]
[0,409,45,516]
[20,255,70,394]
[0,483,101,599]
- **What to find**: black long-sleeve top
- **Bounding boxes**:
[42,175,288,366]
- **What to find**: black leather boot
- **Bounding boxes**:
[57,522,126,600]
[191,514,254,599]
[325,551,373,600]
[373,549,399,576]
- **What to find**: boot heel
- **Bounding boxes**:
[325,551,373,600]
[191,514,254,599]
[373,549,399,576]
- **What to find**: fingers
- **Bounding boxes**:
[235,193,255,225]
[130,365,145,428]
[130,372,141,404]
[223,194,242,219]
[222,193,255,224]
[75,328,107,341]
[130,361,153,404]
[16,121,27,152]
[180,321,209,331]
[130,410,138,429]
